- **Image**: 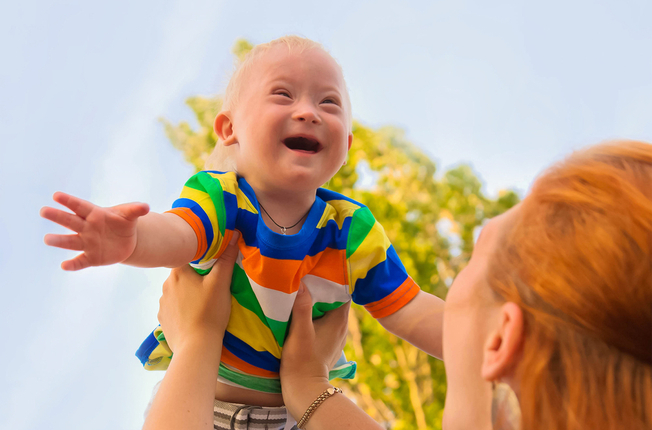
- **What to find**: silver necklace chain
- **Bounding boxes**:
[258,203,310,235]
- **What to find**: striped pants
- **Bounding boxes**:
[213,399,297,430]
[145,381,297,430]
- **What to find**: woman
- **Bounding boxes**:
[145,140,652,430]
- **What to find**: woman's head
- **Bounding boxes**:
[443,141,652,430]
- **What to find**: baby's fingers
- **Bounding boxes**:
[61,253,91,271]
[111,202,150,222]
[44,233,83,251]
[40,206,85,233]
[52,192,95,219]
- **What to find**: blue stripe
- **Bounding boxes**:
[237,211,351,261]
[350,245,409,305]
[236,176,259,208]
[306,216,351,255]
[222,191,238,231]
[223,331,280,373]
[236,208,260,248]
[172,198,215,263]
[135,331,160,366]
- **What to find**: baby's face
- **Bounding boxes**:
[229,45,352,194]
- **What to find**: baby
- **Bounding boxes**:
[41,36,445,429]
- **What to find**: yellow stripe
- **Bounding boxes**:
[321,199,361,229]
[316,204,337,229]
[180,186,218,227]
[208,171,258,214]
[179,186,224,262]
[226,296,282,359]
[348,221,391,294]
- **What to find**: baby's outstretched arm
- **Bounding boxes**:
[377,291,444,359]
[41,192,197,271]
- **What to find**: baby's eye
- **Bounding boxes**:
[321,98,340,105]
[274,91,291,98]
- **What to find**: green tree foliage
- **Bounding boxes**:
[162,40,519,429]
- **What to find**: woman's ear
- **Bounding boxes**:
[481,302,524,382]
[214,111,237,146]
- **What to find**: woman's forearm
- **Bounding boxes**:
[283,377,384,430]
[142,334,222,430]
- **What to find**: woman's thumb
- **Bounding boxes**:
[289,283,314,333]
[205,231,240,282]
[216,231,240,266]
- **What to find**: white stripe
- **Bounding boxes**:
[217,374,252,391]
[302,274,351,305]
[235,256,350,323]
[190,259,217,270]
[235,253,296,322]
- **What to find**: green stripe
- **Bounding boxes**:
[267,318,288,347]
[312,301,346,319]
[231,264,271,327]
[218,363,281,393]
[217,361,356,394]
[346,207,376,259]
[193,267,211,275]
[197,172,226,237]
[231,264,265,317]
[181,173,207,192]
[328,361,357,381]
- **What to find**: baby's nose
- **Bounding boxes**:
[293,106,321,124]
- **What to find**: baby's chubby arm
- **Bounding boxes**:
[41,192,197,271]
[376,291,444,360]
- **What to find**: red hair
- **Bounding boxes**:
[488,141,652,429]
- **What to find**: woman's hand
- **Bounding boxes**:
[157,231,240,354]
[143,231,240,430]
[280,284,350,419]
[280,287,384,430]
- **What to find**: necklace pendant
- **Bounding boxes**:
[281,227,287,235]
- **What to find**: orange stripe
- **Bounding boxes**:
[221,347,279,378]
[363,277,413,312]
[240,245,347,293]
[364,277,420,319]
[306,248,348,285]
[166,208,207,261]
[215,229,234,258]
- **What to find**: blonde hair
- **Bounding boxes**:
[205,35,352,172]
[488,140,652,429]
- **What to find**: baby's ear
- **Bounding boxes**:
[214,111,237,146]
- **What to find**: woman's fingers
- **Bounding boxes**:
[40,206,85,233]
[315,300,351,349]
[210,232,240,270]
[52,192,95,219]
[287,284,315,342]
[203,231,240,286]
[44,233,83,250]
[162,267,182,294]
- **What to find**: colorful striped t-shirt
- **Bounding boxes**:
[136,171,420,393]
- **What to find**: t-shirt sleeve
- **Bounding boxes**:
[346,206,420,319]
[165,171,237,274]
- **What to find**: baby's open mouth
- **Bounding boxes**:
[283,136,322,153]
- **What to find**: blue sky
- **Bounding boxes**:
[1,1,650,429]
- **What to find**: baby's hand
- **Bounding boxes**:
[40,192,149,271]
